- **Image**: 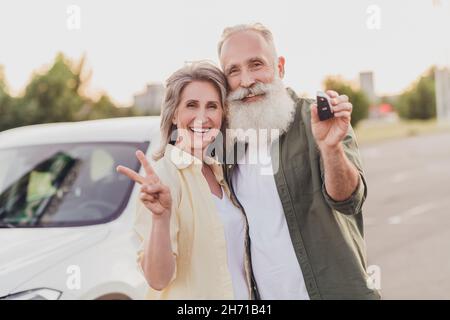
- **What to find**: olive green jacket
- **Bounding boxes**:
[223,88,381,300]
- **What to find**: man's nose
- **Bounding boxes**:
[239,70,256,88]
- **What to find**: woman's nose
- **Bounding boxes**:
[193,115,208,126]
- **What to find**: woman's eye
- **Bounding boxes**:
[187,103,196,108]
[208,104,218,109]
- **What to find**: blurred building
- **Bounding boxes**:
[360,71,378,119]
[359,71,376,105]
[359,71,398,121]
[435,68,450,122]
[133,83,165,115]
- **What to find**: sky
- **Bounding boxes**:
[1,0,450,106]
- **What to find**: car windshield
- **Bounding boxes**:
[0,142,148,228]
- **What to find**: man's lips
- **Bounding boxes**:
[241,93,265,103]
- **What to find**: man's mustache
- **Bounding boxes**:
[227,82,268,102]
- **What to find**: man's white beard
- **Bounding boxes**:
[227,77,296,145]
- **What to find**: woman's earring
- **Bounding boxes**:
[169,123,178,144]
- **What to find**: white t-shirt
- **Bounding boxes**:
[232,147,310,300]
[213,189,249,300]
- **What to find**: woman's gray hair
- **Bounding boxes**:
[217,22,277,58]
[153,61,228,161]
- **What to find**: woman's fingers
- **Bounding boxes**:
[117,150,160,185]
[141,183,172,211]
[136,150,160,183]
[119,151,171,215]
[116,165,144,184]
[140,192,156,203]
[141,183,167,195]
[141,200,167,216]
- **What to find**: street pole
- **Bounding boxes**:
[435,68,450,124]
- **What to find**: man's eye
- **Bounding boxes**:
[228,69,238,75]
[187,103,196,108]
[208,104,218,109]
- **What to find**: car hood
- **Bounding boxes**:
[0,226,109,297]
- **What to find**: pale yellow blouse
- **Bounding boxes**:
[134,144,252,299]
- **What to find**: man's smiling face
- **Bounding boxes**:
[219,30,284,103]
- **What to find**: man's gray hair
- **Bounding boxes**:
[217,22,277,58]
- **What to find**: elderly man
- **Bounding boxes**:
[218,23,381,300]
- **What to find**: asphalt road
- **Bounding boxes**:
[360,132,450,299]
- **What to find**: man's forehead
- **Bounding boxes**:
[220,30,272,66]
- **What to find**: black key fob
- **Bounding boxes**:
[316,91,334,121]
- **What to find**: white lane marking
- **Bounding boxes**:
[388,202,438,225]
[388,216,402,225]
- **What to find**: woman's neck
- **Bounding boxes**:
[175,142,208,162]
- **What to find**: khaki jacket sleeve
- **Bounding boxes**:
[319,126,368,216]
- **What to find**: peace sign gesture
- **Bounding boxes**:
[116,150,172,218]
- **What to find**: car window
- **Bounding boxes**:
[0,142,149,227]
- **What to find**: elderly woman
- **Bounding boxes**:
[117,61,251,300]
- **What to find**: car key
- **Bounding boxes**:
[316,91,334,121]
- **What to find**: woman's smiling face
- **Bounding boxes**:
[173,80,224,154]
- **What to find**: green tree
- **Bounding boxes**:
[81,94,139,120]
[1,53,144,132]
[0,66,21,132]
[323,76,370,127]
[395,67,436,120]
[17,53,84,125]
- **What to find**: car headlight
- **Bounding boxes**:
[1,288,62,300]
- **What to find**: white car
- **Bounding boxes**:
[0,116,161,300]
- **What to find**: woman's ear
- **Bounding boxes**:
[172,111,178,126]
